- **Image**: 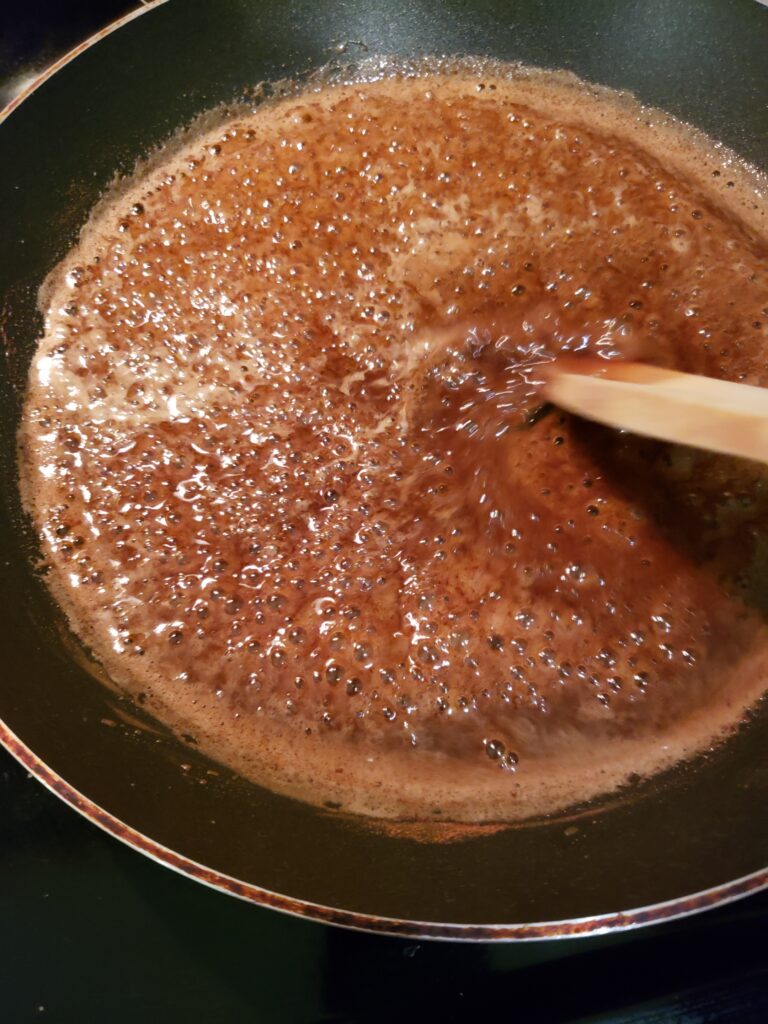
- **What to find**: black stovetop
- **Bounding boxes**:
[1,4,767,1021]
[1,745,767,1022]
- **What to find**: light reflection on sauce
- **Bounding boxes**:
[19,62,768,822]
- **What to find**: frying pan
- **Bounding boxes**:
[1,0,767,940]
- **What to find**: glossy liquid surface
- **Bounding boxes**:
[20,66,768,820]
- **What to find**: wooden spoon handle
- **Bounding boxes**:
[543,359,768,464]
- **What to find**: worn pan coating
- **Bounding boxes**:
[1,0,767,939]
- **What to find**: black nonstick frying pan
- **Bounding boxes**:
[1,0,767,940]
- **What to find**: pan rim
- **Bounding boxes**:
[1,716,766,941]
[0,0,170,127]
[2,0,766,941]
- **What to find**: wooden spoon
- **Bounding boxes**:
[542,358,768,464]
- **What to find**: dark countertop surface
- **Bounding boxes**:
[1,3,767,1021]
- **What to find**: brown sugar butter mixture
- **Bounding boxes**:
[20,66,768,821]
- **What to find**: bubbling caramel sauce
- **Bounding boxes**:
[19,62,768,821]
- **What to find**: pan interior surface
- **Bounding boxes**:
[1,0,767,936]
